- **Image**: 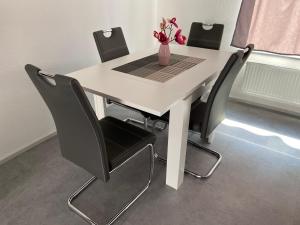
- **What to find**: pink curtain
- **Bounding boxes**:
[232,0,300,56]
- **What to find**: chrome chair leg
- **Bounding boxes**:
[68,177,98,225]
[124,118,145,126]
[124,118,167,131]
[185,139,222,179]
[68,144,155,225]
[144,117,148,129]
[155,139,222,179]
[108,99,166,131]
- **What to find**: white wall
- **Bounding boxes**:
[157,0,242,51]
[0,0,157,163]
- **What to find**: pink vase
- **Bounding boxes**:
[158,43,170,66]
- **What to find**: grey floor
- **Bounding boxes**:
[1,101,300,225]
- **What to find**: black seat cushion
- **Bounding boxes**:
[188,100,207,133]
[98,117,156,170]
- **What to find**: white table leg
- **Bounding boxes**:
[93,95,106,119]
[166,96,192,190]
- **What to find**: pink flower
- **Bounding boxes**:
[153,31,169,44]
[158,32,169,44]
[168,17,178,28]
[154,17,186,45]
[175,29,186,45]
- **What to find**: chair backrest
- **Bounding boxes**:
[200,51,245,139]
[25,64,110,182]
[187,22,224,50]
[93,27,129,62]
[242,44,254,63]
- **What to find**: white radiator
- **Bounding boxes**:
[240,62,300,105]
[230,60,300,116]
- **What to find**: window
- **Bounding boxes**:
[231,0,300,56]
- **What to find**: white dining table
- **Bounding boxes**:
[67,45,231,190]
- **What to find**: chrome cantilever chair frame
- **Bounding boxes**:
[154,129,222,179]
[68,144,154,225]
[185,134,222,179]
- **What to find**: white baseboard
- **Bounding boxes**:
[0,131,57,166]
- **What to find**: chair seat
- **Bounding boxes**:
[98,117,156,170]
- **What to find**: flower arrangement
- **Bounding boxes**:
[153,17,186,45]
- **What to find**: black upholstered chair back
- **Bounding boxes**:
[187,22,224,50]
[201,51,244,139]
[93,27,129,62]
[25,64,110,182]
[242,44,254,63]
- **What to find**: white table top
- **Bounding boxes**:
[67,45,232,116]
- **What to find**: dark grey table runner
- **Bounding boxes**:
[113,53,206,83]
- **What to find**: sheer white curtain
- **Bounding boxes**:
[232,0,300,56]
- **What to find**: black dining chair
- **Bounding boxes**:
[187,22,224,50]
[93,27,129,63]
[186,22,225,104]
[93,27,164,130]
[199,43,255,103]
[25,64,156,225]
[156,49,250,179]
[242,44,254,62]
